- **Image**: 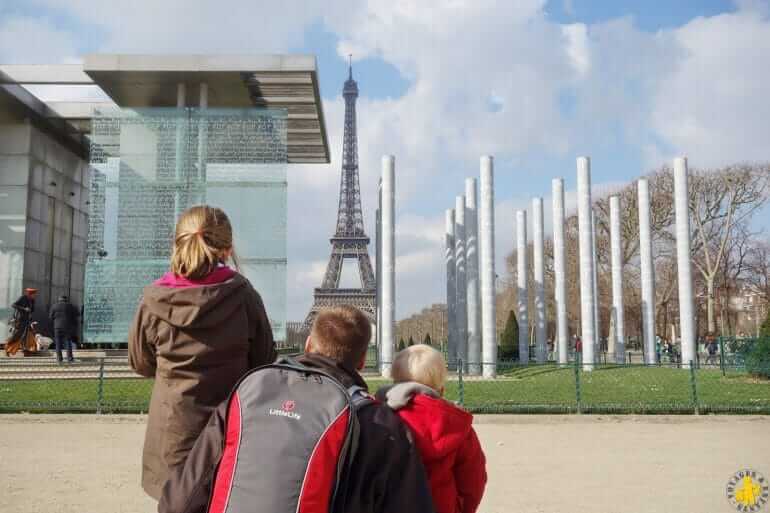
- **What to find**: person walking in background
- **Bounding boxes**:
[706,335,718,366]
[5,288,37,356]
[128,205,276,500]
[377,345,487,513]
[49,295,79,363]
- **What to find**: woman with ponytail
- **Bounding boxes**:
[128,205,276,500]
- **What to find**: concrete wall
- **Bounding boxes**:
[0,121,89,337]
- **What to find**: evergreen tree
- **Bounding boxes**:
[398,337,406,351]
[408,335,415,346]
[423,333,433,346]
[500,310,519,360]
[761,309,770,338]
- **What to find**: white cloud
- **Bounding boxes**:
[4,0,770,321]
[0,16,79,64]
[651,7,770,166]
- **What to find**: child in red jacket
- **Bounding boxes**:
[376,345,487,513]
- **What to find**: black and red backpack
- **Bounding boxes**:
[206,358,373,513]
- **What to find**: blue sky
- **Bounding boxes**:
[0,0,768,320]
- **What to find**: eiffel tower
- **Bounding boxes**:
[304,62,376,327]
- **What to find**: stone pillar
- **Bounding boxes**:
[552,178,568,364]
[609,195,625,363]
[380,155,395,377]
[638,178,656,364]
[577,157,596,370]
[591,209,600,362]
[674,157,696,367]
[465,178,481,375]
[533,197,546,363]
[445,208,456,367]
[455,195,467,370]
[479,156,497,378]
[516,209,529,364]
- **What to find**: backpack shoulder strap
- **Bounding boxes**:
[347,385,375,410]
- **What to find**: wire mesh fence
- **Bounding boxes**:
[1,337,768,414]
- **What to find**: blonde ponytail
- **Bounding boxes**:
[170,206,236,280]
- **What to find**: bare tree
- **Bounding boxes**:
[688,165,770,333]
[746,237,770,303]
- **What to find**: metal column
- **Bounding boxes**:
[465,178,481,375]
[552,178,568,364]
[533,197,546,363]
[380,156,395,377]
[455,195,467,370]
[674,157,696,368]
[638,178,656,364]
[445,208,456,366]
[479,156,497,378]
[577,157,596,370]
[516,209,529,364]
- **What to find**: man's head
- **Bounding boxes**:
[305,306,371,370]
[58,295,69,303]
[392,345,448,394]
[24,288,37,299]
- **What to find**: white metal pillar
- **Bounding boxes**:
[577,157,596,370]
[445,208,456,365]
[376,182,382,360]
[380,156,395,377]
[552,178,568,364]
[609,195,625,364]
[591,209,600,362]
[479,156,497,378]
[638,178,656,364]
[516,209,529,364]
[465,178,481,375]
[455,195,467,370]
[674,157,696,368]
[533,197,546,363]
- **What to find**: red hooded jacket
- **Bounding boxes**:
[376,383,487,513]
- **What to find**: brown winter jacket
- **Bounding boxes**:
[128,272,276,500]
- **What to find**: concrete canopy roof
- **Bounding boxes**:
[0,54,331,164]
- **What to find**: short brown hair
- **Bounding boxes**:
[309,306,371,368]
[171,205,237,280]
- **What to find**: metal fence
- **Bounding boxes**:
[0,339,767,415]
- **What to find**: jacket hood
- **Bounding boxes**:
[376,381,473,460]
[141,273,250,330]
[295,353,368,391]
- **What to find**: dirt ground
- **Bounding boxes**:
[1,414,768,513]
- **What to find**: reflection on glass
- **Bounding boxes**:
[84,108,288,343]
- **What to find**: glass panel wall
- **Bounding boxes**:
[84,108,288,344]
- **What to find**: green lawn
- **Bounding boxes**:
[1,366,768,414]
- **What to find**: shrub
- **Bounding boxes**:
[745,337,770,379]
[500,310,519,360]
[760,309,770,338]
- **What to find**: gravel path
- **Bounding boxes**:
[1,414,768,513]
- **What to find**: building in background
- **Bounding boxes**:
[0,55,330,343]
[0,70,91,337]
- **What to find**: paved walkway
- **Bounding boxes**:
[1,414,768,513]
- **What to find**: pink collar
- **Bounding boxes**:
[154,266,237,288]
